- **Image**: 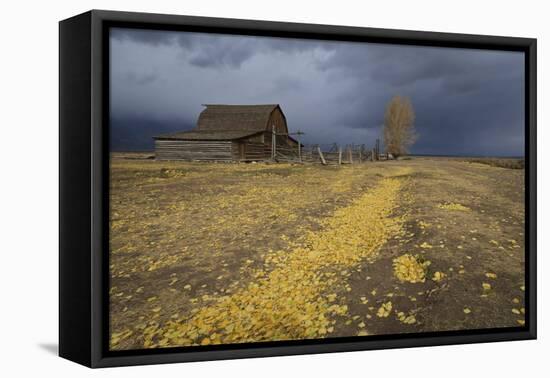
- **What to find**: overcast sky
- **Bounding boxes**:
[110,28,525,156]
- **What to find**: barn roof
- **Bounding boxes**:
[197,104,281,132]
[154,129,263,141]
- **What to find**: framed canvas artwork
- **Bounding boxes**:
[59,10,536,368]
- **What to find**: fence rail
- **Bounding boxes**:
[271,128,390,164]
[275,143,392,165]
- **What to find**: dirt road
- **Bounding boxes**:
[109,157,525,350]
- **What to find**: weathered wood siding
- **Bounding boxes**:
[155,140,233,161]
[267,108,288,135]
[231,141,270,161]
[244,143,268,161]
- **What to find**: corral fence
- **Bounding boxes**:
[273,129,392,165]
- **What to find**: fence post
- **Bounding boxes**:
[317,146,327,165]
[348,145,353,164]
[271,125,276,160]
[338,146,342,165]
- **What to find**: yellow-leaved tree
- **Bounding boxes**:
[383,95,417,158]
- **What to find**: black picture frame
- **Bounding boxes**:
[59,9,537,368]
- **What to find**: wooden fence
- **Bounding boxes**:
[276,143,391,165]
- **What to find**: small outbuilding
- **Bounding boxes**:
[153,104,299,161]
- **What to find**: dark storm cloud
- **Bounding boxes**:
[110,28,524,156]
[111,28,328,69]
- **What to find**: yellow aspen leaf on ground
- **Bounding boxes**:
[183,284,192,290]
[200,338,211,346]
[358,322,366,328]
[482,283,492,291]
[463,308,471,314]
[147,296,157,302]
[520,308,525,314]
[520,285,525,291]
[517,320,525,326]
[357,330,368,336]
[419,221,431,229]
[512,309,521,314]
[371,289,377,296]
[420,242,433,249]
[376,302,392,318]
[485,272,497,279]
[512,298,520,304]
[490,240,499,245]
[432,271,446,282]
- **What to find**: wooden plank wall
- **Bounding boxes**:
[243,143,267,161]
[155,140,233,161]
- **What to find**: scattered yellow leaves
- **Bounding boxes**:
[396,311,416,324]
[485,272,497,279]
[437,203,470,211]
[142,173,407,347]
[393,254,430,283]
[482,283,492,291]
[376,302,393,318]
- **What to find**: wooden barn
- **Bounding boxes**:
[153,104,299,162]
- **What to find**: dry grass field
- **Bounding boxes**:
[109,155,525,350]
